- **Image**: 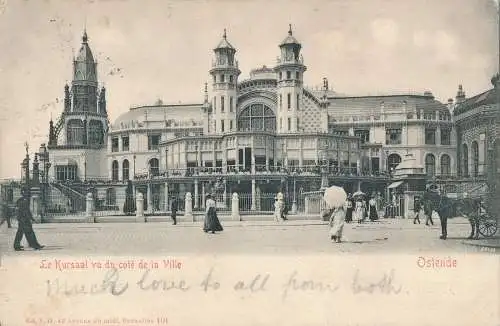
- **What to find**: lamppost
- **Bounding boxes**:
[133,154,136,180]
[291,171,297,214]
[21,142,30,187]
[38,144,51,222]
[320,142,329,190]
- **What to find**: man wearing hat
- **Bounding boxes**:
[170,196,178,225]
[13,186,44,251]
[423,184,449,240]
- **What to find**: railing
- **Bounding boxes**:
[134,165,390,180]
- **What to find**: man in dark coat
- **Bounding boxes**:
[170,196,178,225]
[13,187,44,251]
[423,184,449,240]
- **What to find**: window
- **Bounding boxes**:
[221,96,225,112]
[229,97,233,112]
[462,144,469,176]
[230,120,233,131]
[213,96,216,112]
[89,120,104,145]
[148,135,160,150]
[67,119,85,145]
[472,141,479,177]
[424,112,435,120]
[425,154,435,177]
[286,71,291,79]
[297,118,300,131]
[220,74,225,83]
[213,75,216,83]
[280,118,282,130]
[122,136,129,151]
[279,72,282,80]
[229,75,233,83]
[111,137,119,152]
[112,160,119,181]
[441,129,451,145]
[287,93,291,110]
[106,188,116,206]
[237,104,276,132]
[354,130,370,144]
[55,165,77,182]
[441,154,451,175]
[387,153,401,172]
[385,128,402,145]
[279,95,282,110]
[425,128,436,145]
[297,94,300,110]
[122,159,130,181]
[295,71,299,79]
[287,117,291,131]
[221,120,225,132]
[149,158,159,176]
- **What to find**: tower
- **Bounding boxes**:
[50,30,108,148]
[209,29,240,134]
[274,24,307,133]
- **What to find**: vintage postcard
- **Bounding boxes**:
[0,0,499,325]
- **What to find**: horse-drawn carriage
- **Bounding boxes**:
[449,186,499,238]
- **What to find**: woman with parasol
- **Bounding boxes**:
[322,186,347,243]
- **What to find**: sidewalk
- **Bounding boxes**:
[462,236,500,249]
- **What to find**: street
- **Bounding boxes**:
[1,217,497,255]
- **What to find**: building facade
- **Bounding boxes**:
[2,26,468,217]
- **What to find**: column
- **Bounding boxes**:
[222,179,227,208]
[147,183,152,213]
[194,179,199,209]
[479,133,486,175]
[164,182,169,212]
[299,139,304,167]
[251,179,256,211]
[201,182,206,208]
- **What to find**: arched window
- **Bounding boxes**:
[111,160,119,181]
[440,154,451,176]
[237,104,276,132]
[471,141,479,177]
[462,144,469,177]
[88,120,104,145]
[106,188,116,206]
[425,154,436,177]
[66,119,85,145]
[122,159,130,181]
[387,153,401,172]
[149,158,159,176]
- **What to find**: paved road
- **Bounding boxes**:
[0,217,497,255]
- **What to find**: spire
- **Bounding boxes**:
[82,28,88,43]
[288,23,293,36]
[223,28,227,39]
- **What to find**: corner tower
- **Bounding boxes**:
[49,30,108,148]
[209,29,241,134]
[274,25,307,134]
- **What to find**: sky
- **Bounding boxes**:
[0,0,498,179]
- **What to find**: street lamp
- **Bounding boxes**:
[38,144,51,222]
[133,154,136,180]
[320,142,329,190]
[21,142,30,186]
[291,171,297,214]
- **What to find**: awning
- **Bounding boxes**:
[387,181,403,189]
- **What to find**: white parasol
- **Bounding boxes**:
[323,186,347,208]
[352,191,366,198]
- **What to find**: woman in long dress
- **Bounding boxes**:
[354,199,364,223]
[328,205,346,243]
[345,195,353,223]
[203,194,223,234]
[368,197,378,221]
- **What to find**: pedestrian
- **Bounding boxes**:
[344,195,353,223]
[326,205,346,243]
[368,197,378,221]
[463,198,480,240]
[203,194,223,234]
[273,197,282,222]
[13,186,44,251]
[170,196,178,225]
[413,198,421,224]
[423,184,448,239]
[354,198,364,223]
[0,201,12,228]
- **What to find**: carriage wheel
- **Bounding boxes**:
[478,216,498,237]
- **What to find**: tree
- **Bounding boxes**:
[123,180,136,215]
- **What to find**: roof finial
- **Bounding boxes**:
[82,29,88,43]
[288,24,292,36]
[223,28,227,39]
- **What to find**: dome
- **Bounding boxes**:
[215,29,235,51]
[111,103,205,131]
[279,24,301,47]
